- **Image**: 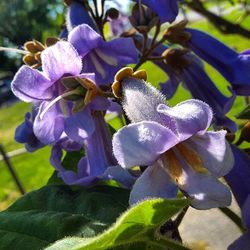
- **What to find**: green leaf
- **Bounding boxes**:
[236,104,250,119]
[0,185,129,250]
[46,198,190,250]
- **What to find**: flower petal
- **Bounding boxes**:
[90,96,110,111]
[64,107,95,142]
[101,37,138,65]
[81,37,138,84]
[41,41,82,82]
[242,195,250,229]
[50,147,98,186]
[129,163,178,205]
[182,57,236,115]
[160,77,180,99]
[225,145,250,208]
[11,65,53,102]
[113,121,179,168]
[15,112,44,152]
[157,99,213,140]
[15,113,33,143]
[102,165,137,188]
[65,156,98,186]
[228,231,250,250]
[186,28,250,95]
[50,145,65,172]
[140,0,179,23]
[187,131,234,177]
[66,0,96,32]
[180,169,232,209]
[68,24,103,57]
[34,102,64,144]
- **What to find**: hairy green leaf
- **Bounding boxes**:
[46,198,190,250]
[0,185,129,250]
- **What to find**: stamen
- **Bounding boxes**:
[90,53,106,78]
[162,150,185,185]
[0,47,28,55]
[39,89,79,120]
[176,143,208,174]
[95,48,118,66]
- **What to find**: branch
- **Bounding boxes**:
[185,0,250,39]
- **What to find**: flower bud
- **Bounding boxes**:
[112,67,167,124]
[162,48,190,73]
[129,4,159,34]
[163,20,191,46]
[106,8,119,20]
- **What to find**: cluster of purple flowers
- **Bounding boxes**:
[11,0,250,248]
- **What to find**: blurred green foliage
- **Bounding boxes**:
[0,0,64,73]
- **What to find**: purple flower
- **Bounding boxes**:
[225,145,250,208]
[51,111,136,187]
[151,44,236,132]
[66,0,96,32]
[228,195,250,250]
[220,137,250,249]
[109,13,131,37]
[15,108,44,152]
[185,28,250,95]
[134,0,179,23]
[113,75,234,209]
[11,41,109,144]
[68,24,138,84]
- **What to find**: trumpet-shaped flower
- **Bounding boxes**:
[112,73,234,209]
[185,29,250,95]
[151,44,236,131]
[228,195,250,250]
[225,145,250,249]
[66,0,96,32]
[15,108,44,152]
[68,24,138,84]
[51,111,136,187]
[225,145,250,208]
[11,41,109,144]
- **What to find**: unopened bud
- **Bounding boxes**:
[106,8,119,19]
[129,4,159,34]
[112,67,166,123]
[45,37,60,47]
[162,48,190,72]
[163,20,191,46]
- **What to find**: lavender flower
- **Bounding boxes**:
[165,24,250,95]
[185,29,250,95]
[11,41,109,144]
[112,69,234,209]
[66,0,96,32]
[224,146,250,249]
[134,0,179,23]
[15,109,44,152]
[68,24,138,84]
[108,13,130,37]
[225,145,250,208]
[152,45,236,132]
[51,111,135,187]
[228,196,250,250]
